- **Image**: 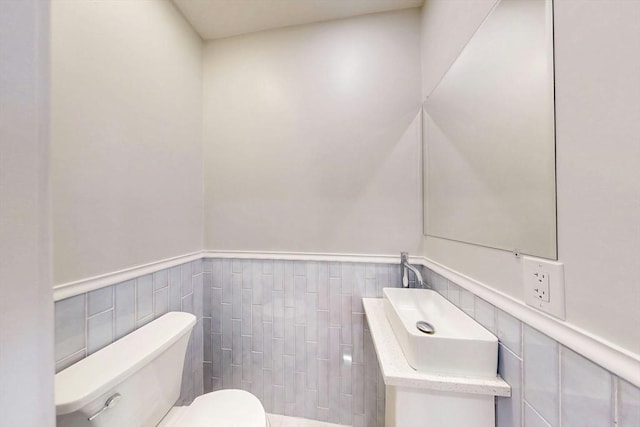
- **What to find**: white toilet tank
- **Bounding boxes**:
[55,312,196,427]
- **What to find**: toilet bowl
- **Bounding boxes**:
[55,312,267,427]
[158,389,268,427]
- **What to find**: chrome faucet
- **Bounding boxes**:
[401,252,426,288]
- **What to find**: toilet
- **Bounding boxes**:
[55,312,268,427]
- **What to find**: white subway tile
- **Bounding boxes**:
[273,260,284,291]
[273,290,284,338]
[88,286,113,316]
[203,259,213,273]
[306,293,318,342]
[305,389,318,420]
[340,345,353,395]
[153,288,168,317]
[193,274,203,318]
[263,322,273,369]
[524,325,559,426]
[252,261,263,304]
[619,379,640,427]
[242,260,253,289]
[294,261,306,277]
[295,372,305,416]
[203,320,212,363]
[115,280,135,339]
[318,358,329,408]
[181,292,193,314]
[497,344,522,427]
[497,309,522,357]
[263,369,273,412]
[232,274,242,318]
[561,346,612,427]
[180,263,193,296]
[212,259,223,287]
[474,297,497,334]
[242,336,252,382]
[168,269,181,311]
[55,348,85,373]
[284,355,295,404]
[136,274,153,320]
[306,261,318,293]
[263,260,273,275]
[295,325,306,373]
[153,269,168,290]
[524,401,552,427]
[87,309,113,355]
[221,303,232,349]
[284,307,295,355]
[341,263,354,294]
[295,276,306,323]
[252,305,263,352]
[232,319,241,365]
[192,259,203,275]
[460,288,475,317]
[273,338,284,387]
[242,289,252,335]
[55,294,86,361]
[222,348,232,388]
[232,259,243,274]
[211,288,222,333]
[328,262,341,278]
[352,312,364,365]
[328,278,341,326]
[447,281,460,306]
[306,341,318,390]
[222,261,232,303]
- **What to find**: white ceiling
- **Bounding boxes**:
[172,0,424,40]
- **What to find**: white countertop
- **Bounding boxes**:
[362,298,511,397]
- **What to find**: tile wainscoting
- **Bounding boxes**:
[54,259,205,405]
[53,255,639,427]
[54,257,414,425]
[423,266,640,427]
[201,259,410,427]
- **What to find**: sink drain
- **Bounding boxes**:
[416,321,435,335]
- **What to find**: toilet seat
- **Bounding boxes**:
[164,389,268,427]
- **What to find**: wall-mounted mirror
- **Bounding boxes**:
[423,0,556,259]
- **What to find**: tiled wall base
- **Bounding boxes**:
[54,260,205,405]
[53,255,639,427]
[202,259,406,427]
[423,266,640,427]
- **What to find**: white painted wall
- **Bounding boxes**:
[0,1,54,425]
[421,0,640,356]
[50,0,204,285]
[203,9,423,256]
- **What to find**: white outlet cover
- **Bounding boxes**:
[523,256,566,320]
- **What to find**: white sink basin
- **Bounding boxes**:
[383,287,498,378]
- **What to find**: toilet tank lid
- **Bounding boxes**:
[55,311,196,415]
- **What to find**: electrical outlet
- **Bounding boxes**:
[523,256,565,319]
[533,271,550,302]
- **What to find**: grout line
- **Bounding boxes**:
[500,342,521,361]
[87,305,114,320]
[111,284,116,340]
[136,313,154,327]
[520,320,525,427]
[84,293,89,352]
[524,400,553,427]
[56,347,87,366]
[133,277,138,326]
[612,376,619,425]
[558,344,563,426]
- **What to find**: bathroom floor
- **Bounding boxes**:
[267,414,348,427]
